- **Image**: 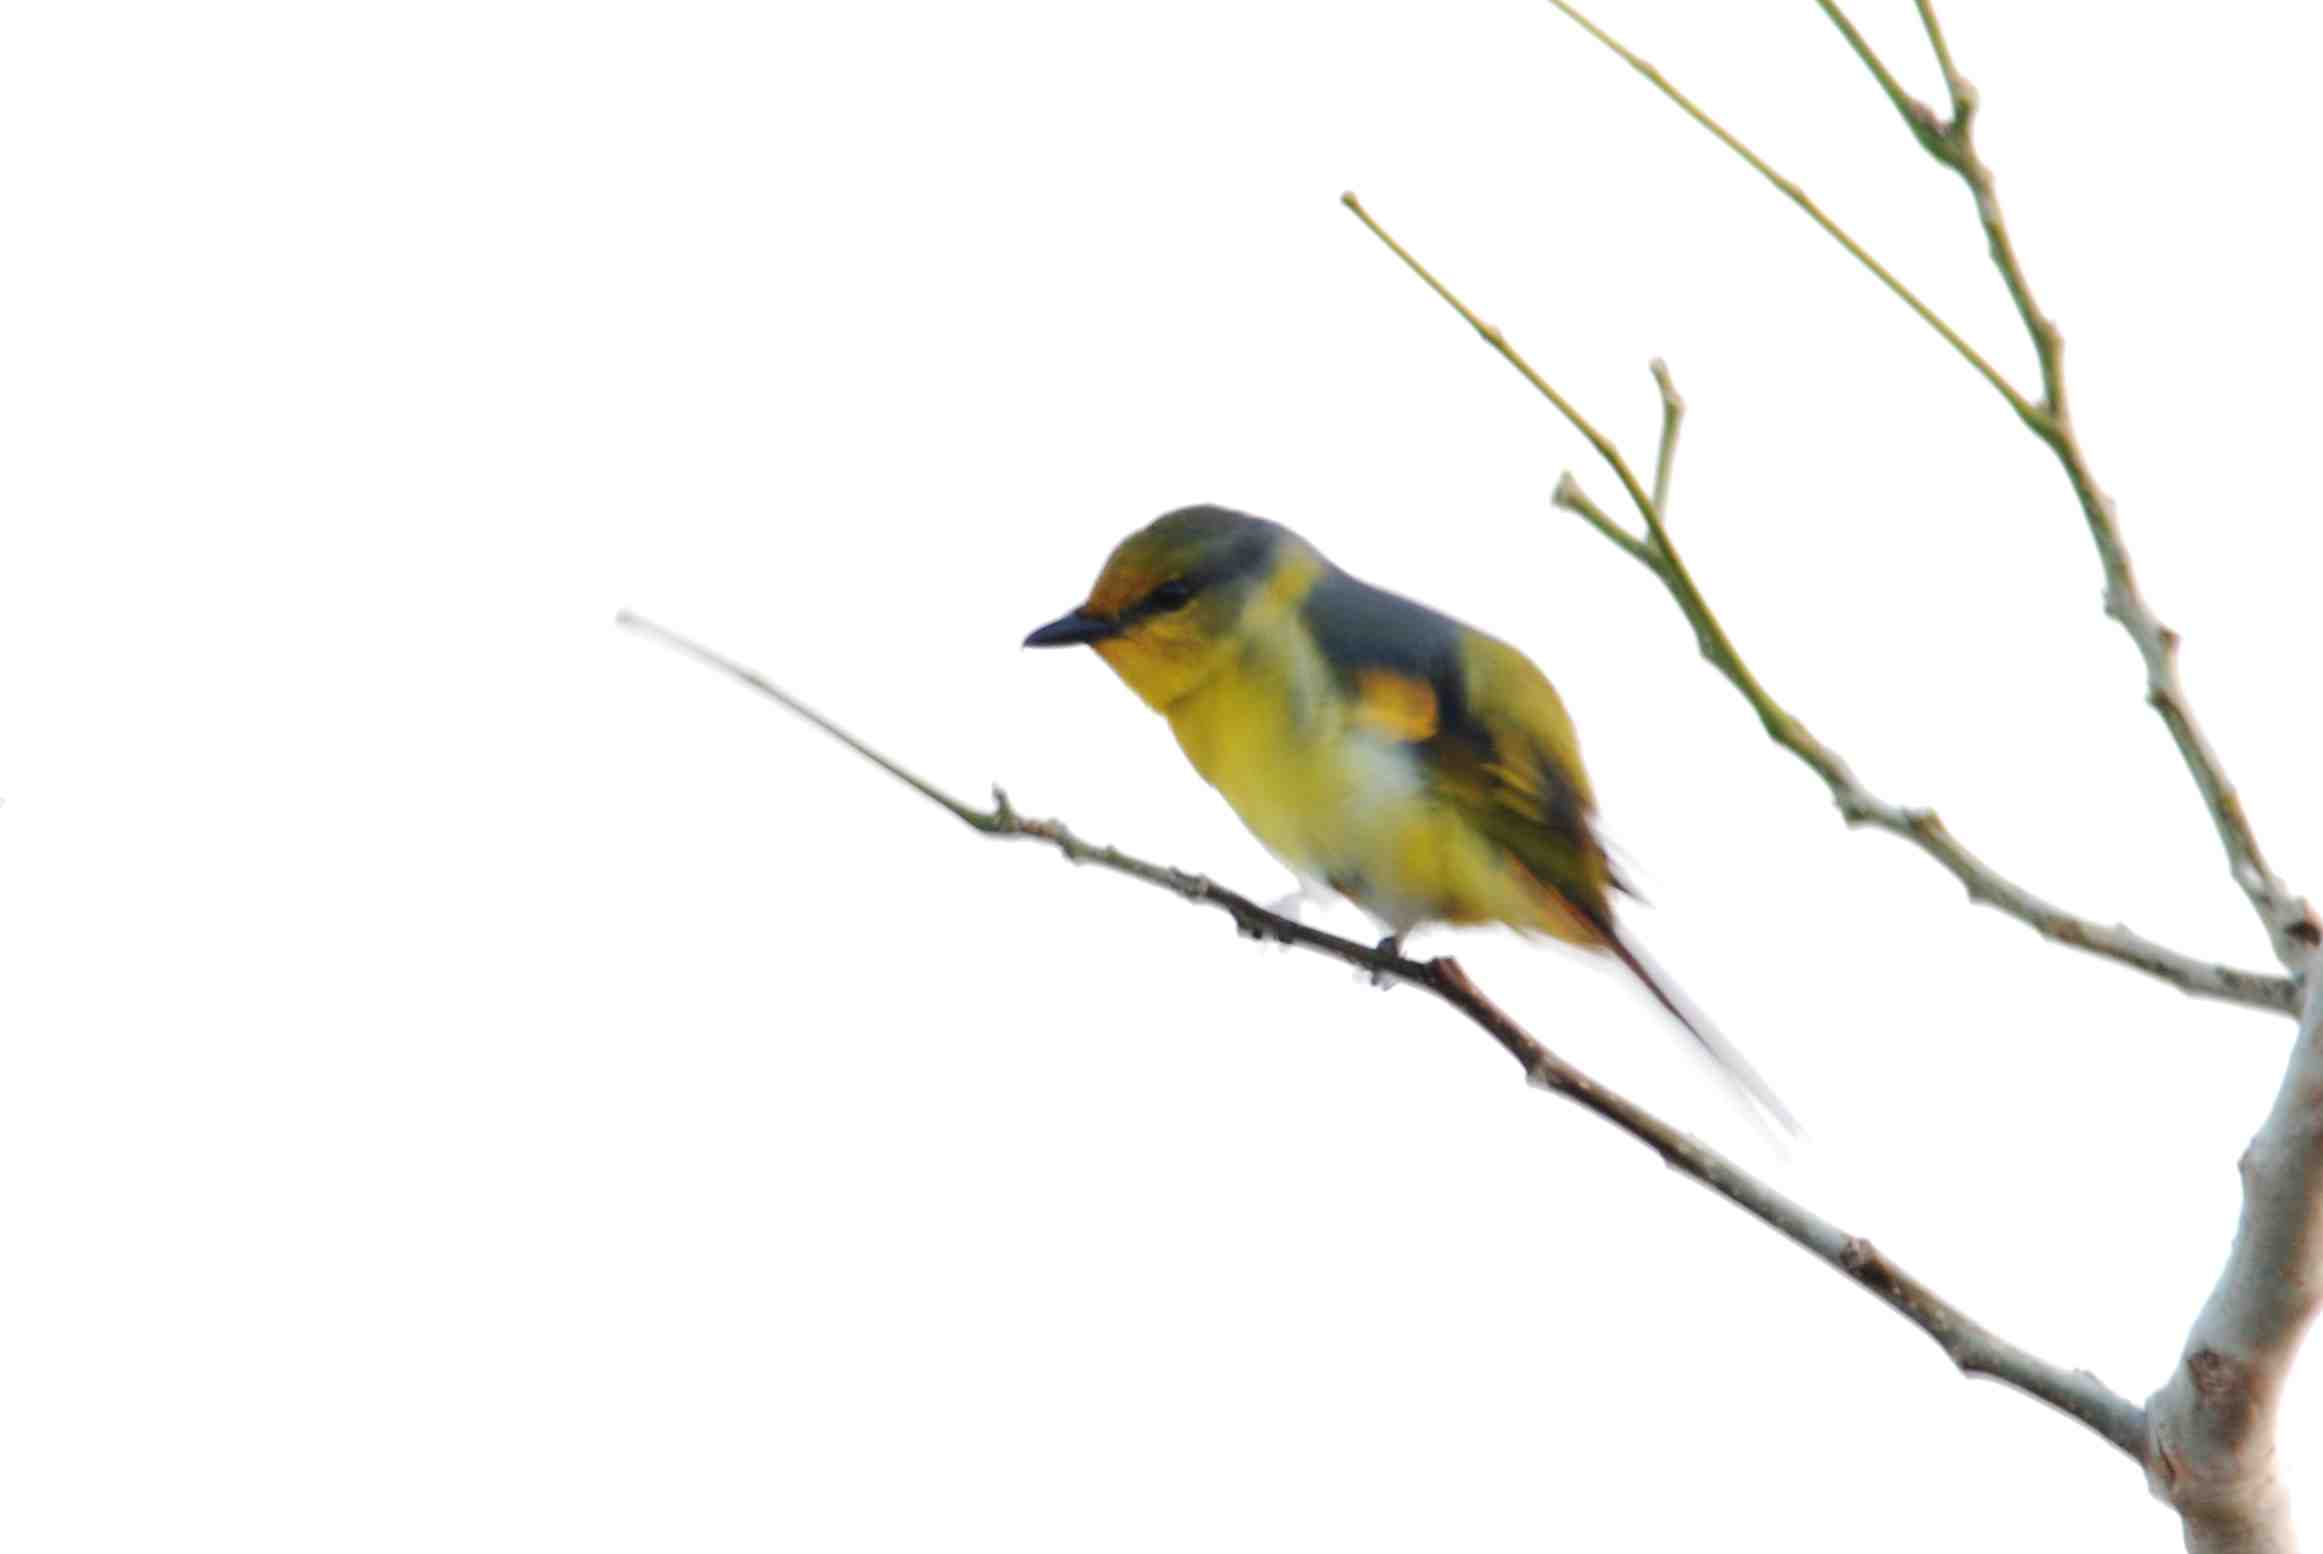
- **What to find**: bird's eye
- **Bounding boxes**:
[1149,579,1195,611]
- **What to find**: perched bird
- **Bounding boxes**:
[1024,504,1798,1137]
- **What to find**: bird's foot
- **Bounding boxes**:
[1365,933,1404,989]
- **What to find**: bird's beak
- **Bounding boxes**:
[1023,608,1120,648]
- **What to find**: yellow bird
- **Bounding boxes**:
[1025,503,1798,1136]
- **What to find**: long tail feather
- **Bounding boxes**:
[1600,926,1804,1143]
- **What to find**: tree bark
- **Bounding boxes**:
[2148,957,2323,1553]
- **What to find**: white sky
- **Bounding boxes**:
[6,1,2320,1548]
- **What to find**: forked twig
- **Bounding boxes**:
[1535,0,2316,969]
[1338,195,2296,1016]
[1370,6,2322,1545]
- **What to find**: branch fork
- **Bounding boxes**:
[1353,2,2319,1546]
[1339,194,2297,1017]
[628,4,2319,1545]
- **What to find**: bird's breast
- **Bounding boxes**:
[1163,641,1446,923]
[1160,624,1567,936]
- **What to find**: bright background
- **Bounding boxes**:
[5,1,2318,1547]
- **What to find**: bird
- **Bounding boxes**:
[1023,503,1799,1138]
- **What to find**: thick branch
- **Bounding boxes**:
[617,608,2151,1464]
[2147,963,2323,1552]
[1336,201,2296,1017]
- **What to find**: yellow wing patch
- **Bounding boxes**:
[1351,669,1438,742]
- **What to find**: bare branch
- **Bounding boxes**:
[1341,192,1659,526]
[1810,1,1955,165]
[1337,202,2298,1016]
[1535,0,2038,428]
[1375,14,2322,1540]
[2146,963,2323,1552]
[1648,357,1684,518]
[1552,470,1651,565]
[1910,0,1968,117]
[618,607,2151,1466]
[1537,0,2317,968]
[1854,0,2062,414]
[1817,0,2315,970]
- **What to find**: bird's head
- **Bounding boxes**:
[1024,505,1307,710]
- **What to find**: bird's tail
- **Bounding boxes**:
[1599,925,1804,1145]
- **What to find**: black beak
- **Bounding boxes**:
[1023,608,1120,648]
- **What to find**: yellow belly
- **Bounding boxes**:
[1163,658,1548,936]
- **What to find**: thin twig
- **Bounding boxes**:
[1535,0,2315,968]
[1648,357,1684,519]
[1534,0,2039,429]
[1342,192,1661,527]
[1550,472,1651,566]
[1812,1,2061,411]
[1911,0,1967,112]
[1816,0,2314,969]
[618,607,2152,1464]
[1337,202,2298,1016]
[1812,0,1953,163]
